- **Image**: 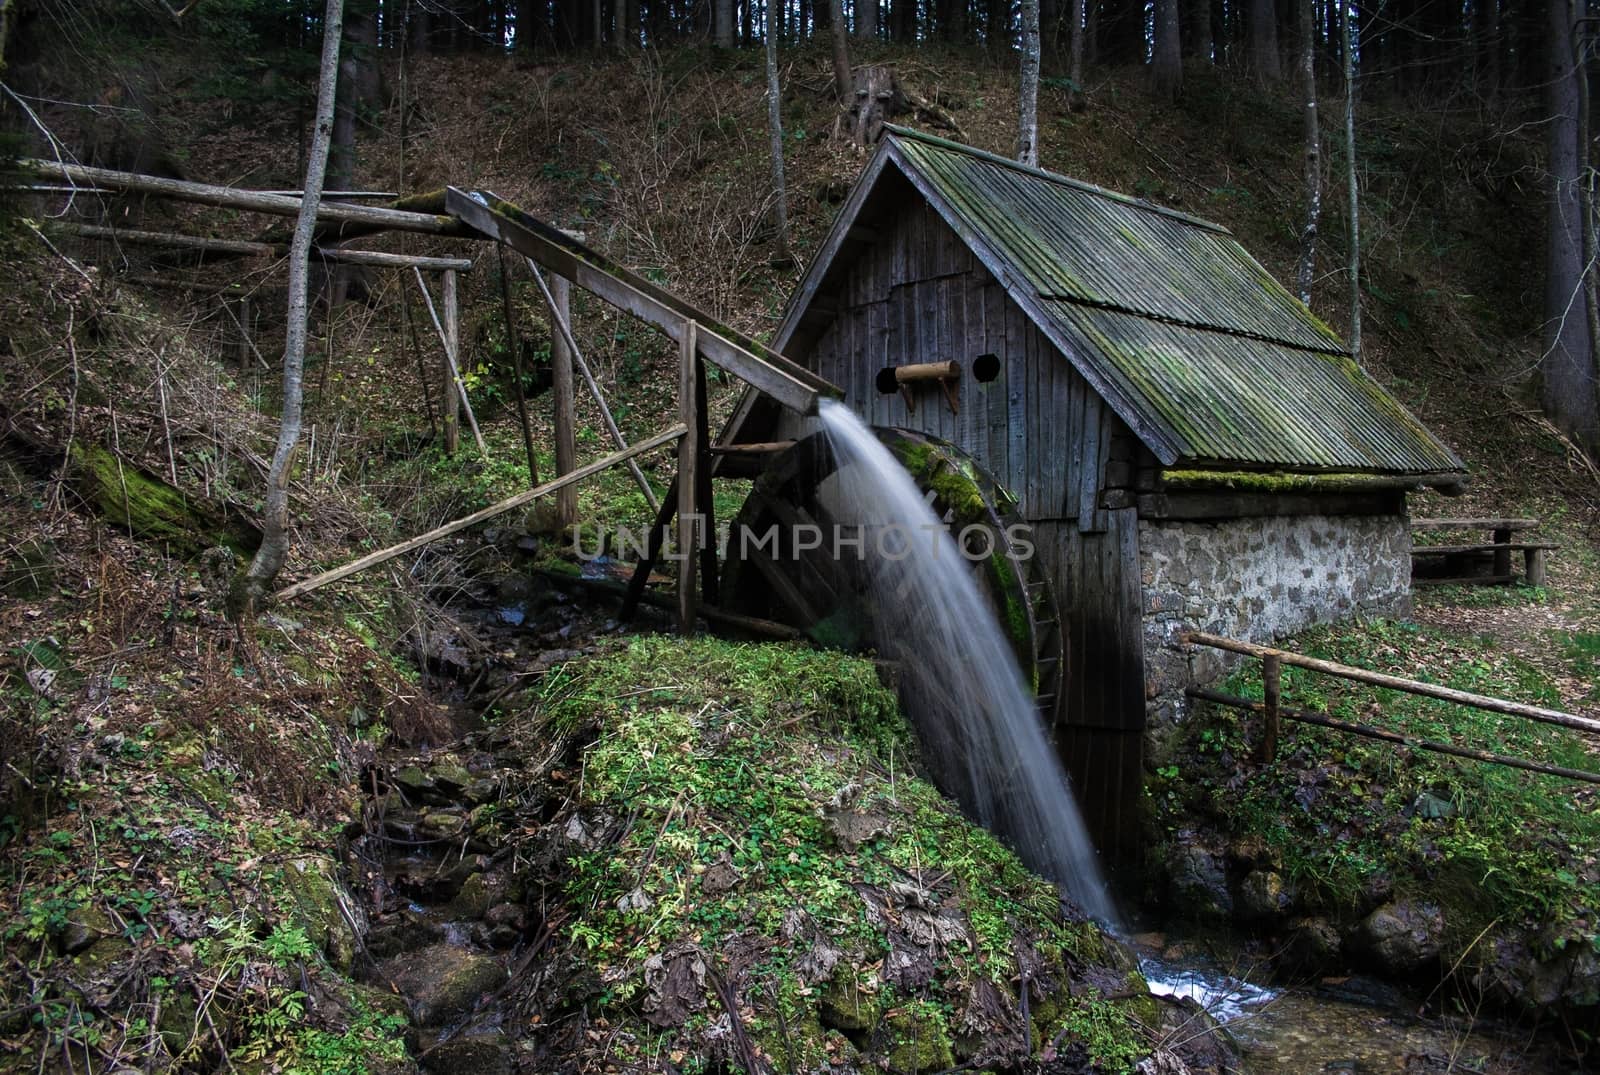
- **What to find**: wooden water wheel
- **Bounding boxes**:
[720,428,1065,722]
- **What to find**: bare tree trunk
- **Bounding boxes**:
[856,0,878,38]
[829,0,852,99]
[1152,0,1182,99]
[1295,0,1320,304]
[1069,0,1087,100]
[765,0,792,265]
[1543,0,1600,455]
[1019,0,1041,164]
[715,0,735,46]
[236,0,345,616]
[1249,0,1281,81]
[1343,0,1361,359]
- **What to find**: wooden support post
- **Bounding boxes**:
[1258,653,1281,764]
[1492,526,1512,579]
[273,424,685,601]
[235,296,252,367]
[678,320,700,635]
[550,270,578,527]
[414,267,488,459]
[1526,546,1548,587]
[437,274,460,455]
[695,352,718,606]
[443,269,465,455]
[527,259,660,513]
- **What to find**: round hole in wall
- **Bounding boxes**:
[973,353,1001,382]
[875,366,900,394]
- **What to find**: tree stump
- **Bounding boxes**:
[845,64,905,145]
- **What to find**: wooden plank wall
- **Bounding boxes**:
[784,195,1149,864]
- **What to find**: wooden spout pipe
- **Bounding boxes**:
[891,359,960,385]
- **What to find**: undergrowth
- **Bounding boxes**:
[524,635,1148,1073]
[1162,617,1600,967]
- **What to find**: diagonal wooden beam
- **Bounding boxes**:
[274,424,686,601]
[444,187,840,416]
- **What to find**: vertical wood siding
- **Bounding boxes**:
[788,195,1148,863]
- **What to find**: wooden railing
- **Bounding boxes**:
[1182,631,1600,785]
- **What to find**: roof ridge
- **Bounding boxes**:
[882,124,1233,236]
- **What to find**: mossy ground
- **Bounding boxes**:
[508,635,1148,1073]
[1149,613,1600,1025]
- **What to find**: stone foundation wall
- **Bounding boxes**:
[1140,513,1411,758]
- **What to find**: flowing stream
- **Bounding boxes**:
[817,400,1117,925]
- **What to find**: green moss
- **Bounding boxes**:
[1157,618,1600,983]
[1159,467,1417,494]
[881,999,954,1073]
[533,636,1143,1070]
[70,442,257,558]
[274,856,359,972]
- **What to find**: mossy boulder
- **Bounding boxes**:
[879,1000,955,1073]
[279,855,363,972]
[379,943,506,1027]
[819,966,884,1032]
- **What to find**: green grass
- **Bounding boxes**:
[1170,619,1600,955]
[1560,631,1600,703]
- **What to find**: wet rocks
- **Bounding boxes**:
[1281,916,1342,974]
[379,943,507,1027]
[420,1030,514,1075]
[1349,901,1444,975]
[1236,869,1289,922]
[1168,841,1232,918]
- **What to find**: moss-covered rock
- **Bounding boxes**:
[880,1000,955,1073]
[68,441,258,558]
[279,855,362,972]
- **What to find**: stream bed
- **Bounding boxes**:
[1137,939,1576,1073]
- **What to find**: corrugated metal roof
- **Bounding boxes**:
[882,126,1464,475]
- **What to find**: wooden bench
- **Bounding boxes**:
[1410,517,1556,587]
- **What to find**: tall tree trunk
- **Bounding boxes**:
[715,0,735,45]
[765,0,792,264]
[1249,0,1281,80]
[1343,0,1360,360]
[1019,0,1041,164]
[857,0,878,38]
[1295,0,1319,303]
[1152,0,1182,98]
[237,0,345,615]
[1069,0,1086,95]
[1543,0,1600,455]
[828,0,852,97]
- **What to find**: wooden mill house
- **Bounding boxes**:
[724,126,1467,860]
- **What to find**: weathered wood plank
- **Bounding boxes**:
[447,188,834,416]
[275,425,686,601]
[1007,300,1028,508]
[550,273,578,526]
[1077,395,1103,532]
[678,321,700,635]
[985,281,1010,484]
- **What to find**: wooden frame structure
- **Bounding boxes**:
[24,160,841,634]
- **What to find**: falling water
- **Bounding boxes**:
[816,400,1119,927]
